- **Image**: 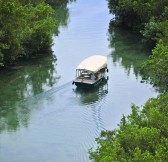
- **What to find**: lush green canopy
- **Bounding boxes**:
[0,0,75,67]
[89,0,168,161]
[107,0,168,31]
[89,92,168,161]
[143,40,168,92]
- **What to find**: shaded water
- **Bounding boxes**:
[0,0,158,162]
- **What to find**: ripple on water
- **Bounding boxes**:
[16,81,108,161]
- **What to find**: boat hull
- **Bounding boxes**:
[74,77,107,88]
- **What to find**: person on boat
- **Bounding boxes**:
[91,73,96,80]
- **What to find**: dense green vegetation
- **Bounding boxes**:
[0,0,74,67]
[143,40,168,91]
[106,0,168,91]
[107,0,168,39]
[89,92,168,161]
[89,0,168,161]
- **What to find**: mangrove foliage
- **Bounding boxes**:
[0,0,75,67]
[89,0,168,161]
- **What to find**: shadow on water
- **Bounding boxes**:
[0,72,108,133]
[108,25,162,92]
[74,80,108,105]
[0,0,75,134]
[0,53,60,133]
[108,23,151,79]
[48,0,76,34]
[73,80,109,141]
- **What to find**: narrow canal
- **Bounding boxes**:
[0,0,158,162]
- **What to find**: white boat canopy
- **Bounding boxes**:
[76,55,107,73]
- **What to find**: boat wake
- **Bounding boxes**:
[17,80,109,162]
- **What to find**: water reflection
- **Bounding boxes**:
[54,0,76,30]
[0,53,60,132]
[0,0,159,161]
[108,23,150,79]
[74,80,108,105]
[73,81,109,136]
[55,3,70,29]
[0,0,74,134]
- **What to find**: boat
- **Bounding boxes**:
[72,55,108,88]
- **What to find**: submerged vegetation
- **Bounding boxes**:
[0,0,75,67]
[89,0,168,161]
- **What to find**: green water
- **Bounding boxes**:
[0,0,158,161]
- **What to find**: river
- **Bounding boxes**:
[0,0,158,162]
